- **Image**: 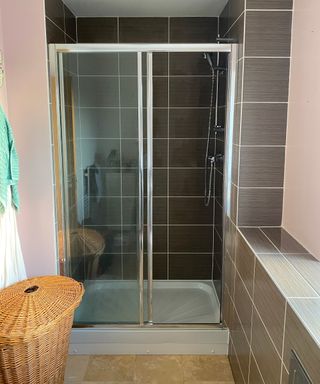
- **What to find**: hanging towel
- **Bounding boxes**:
[0,106,19,213]
[0,107,26,288]
[0,187,26,288]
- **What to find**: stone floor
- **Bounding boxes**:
[64,355,235,384]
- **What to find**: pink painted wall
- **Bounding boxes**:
[283,0,320,260]
[0,0,57,276]
[0,5,7,112]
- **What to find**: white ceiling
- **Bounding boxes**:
[63,0,228,17]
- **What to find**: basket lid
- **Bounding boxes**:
[0,276,84,342]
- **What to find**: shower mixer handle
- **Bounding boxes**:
[208,154,224,165]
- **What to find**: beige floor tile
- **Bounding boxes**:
[65,355,90,383]
[135,355,184,384]
[84,355,135,382]
[181,355,234,383]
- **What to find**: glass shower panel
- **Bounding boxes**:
[58,52,142,324]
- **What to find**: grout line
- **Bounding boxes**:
[280,301,288,382]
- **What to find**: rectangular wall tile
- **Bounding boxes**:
[235,230,255,297]
[238,188,283,226]
[239,228,278,253]
[169,198,213,225]
[169,108,209,138]
[254,259,286,354]
[169,139,207,167]
[251,308,282,384]
[234,271,253,340]
[257,253,318,298]
[169,253,212,279]
[170,77,211,107]
[170,17,218,43]
[246,0,293,9]
[245,11,292,57]
[261,227,308,253]
[229,339,245,384]
[283,300,320,383]
[241,103,288,145]
[119,17,168,43]
[243,58,290,102]
[169,226,213,253]
[230,308,250,381]
[45,0,64,30]
[77,18,118,43]
[249,354,264,384]
[46,18,65,43]
[239,146,285,188]
[64,5,77,41]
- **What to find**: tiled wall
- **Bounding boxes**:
[223,221,320,383]
[220,0,292,226]
[47,15,226,282]
[73,17,224,281]
[45,0,77,43]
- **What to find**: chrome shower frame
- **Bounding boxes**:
[48,43,237,329]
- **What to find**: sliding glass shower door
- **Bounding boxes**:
[54,51,145,324]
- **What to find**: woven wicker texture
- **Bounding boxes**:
[0,276,84,384]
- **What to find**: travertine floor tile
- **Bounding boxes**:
[181,355,234,383]
[65,355,90,383]
[65,354,235,384]
[84,355,135,382]
[135,355,184,384]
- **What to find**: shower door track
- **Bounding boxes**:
[49,43,237,329]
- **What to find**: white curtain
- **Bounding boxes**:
[0,187,26,289]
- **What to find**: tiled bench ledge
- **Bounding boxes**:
[223,222,320,384]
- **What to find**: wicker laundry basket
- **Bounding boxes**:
[0,276,84,384]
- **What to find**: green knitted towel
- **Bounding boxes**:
[0,106,19,213]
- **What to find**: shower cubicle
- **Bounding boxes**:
[49,43,237,352]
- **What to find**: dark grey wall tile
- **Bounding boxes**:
[64,5,77,41]
[169,198,213,225]
[243,58,290,102]
[241,103,288,145]
[142,253,167,279]
[238,188,283,226]
[45,0,64,30]
[151,139,168,167]
[80,108,120,139]
[169,253,212,279]
[283,301,320,383]
[79,77,119,107]
[257,253,318,298]
[235,230,255,297]
[226,14,244,59]
[144,197,167,224]
[254,259,286,354]
[170,17,218,43]
[249,355,264,384]
[169,108,209,138]
[144,226,167,252]
[234,271,253,340]
[223,252,236,298]
[46,18,65,44]
[77,18,118,43]
[222,285,234,327]
[219,3,230,38]
[239,146,285,188]
[284,253,320,295]
[261,227,308,254]
[240,228,278,253]
[246,0,293,9]
[230,309,250,381]
[251,308,282,384]
[245,11,292,57]
[119,18,168,43]
[169,226,213,252]
[169,139,206,167]
[170,77,211,107]
[78,52,118,75]
[169,169,205,196]
[170,52,211,75]
[229,339,246,384]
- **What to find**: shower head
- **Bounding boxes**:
[203,52,214,71]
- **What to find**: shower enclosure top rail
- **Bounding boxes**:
[53,43,232,53]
